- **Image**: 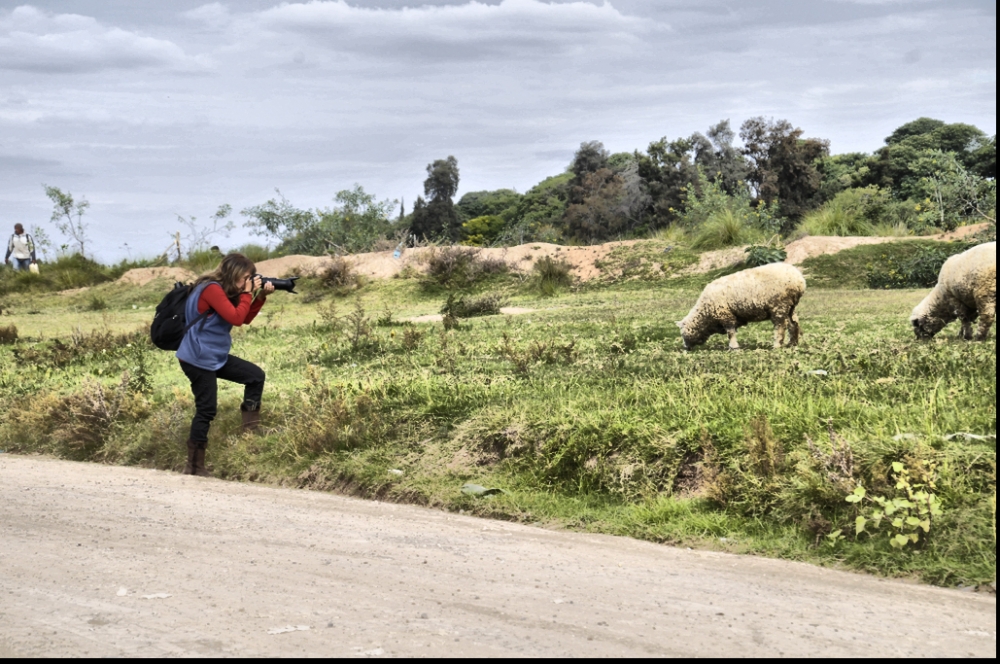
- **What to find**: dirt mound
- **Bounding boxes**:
[253,241,641,283]
[117,267,197,287]
[248,226,993,284]
[783,237,910,265]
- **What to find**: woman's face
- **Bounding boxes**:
[238,271,253,290]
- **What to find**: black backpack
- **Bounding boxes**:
[150,282,210,351]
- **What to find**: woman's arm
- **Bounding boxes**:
[244,294,267,324]
[198,284,255,325]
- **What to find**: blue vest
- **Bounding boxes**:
[176,282,234,371]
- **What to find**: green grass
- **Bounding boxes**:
[0,255,995,589]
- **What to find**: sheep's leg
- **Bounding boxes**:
[788,310,802,347]
[726,326,740,350]
[975,301,995,342]
[772,317,788,349]
[955,304,975,340]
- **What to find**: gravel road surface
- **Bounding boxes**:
[1,455,995,658]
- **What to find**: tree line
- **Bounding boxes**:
[33,116,997,262]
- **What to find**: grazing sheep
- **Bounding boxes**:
[677,263,807,350]
[911,242,996,341]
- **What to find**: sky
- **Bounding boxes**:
[0,0,995,262]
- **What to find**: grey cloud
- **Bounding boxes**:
[0,5,204,73]
[0,0,993,261]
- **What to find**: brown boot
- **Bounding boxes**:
[184,439,197,475]
[241,408,261,434]
[192,445,211,478]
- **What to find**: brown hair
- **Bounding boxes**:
[194,253,256,299]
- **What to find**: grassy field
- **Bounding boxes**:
[0,249,995,588]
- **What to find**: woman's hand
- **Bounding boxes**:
[243,274,262,294]
[262,281,275,295]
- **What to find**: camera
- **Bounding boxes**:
[254,274,300,294]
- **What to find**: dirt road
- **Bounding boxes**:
[1,456,994,658]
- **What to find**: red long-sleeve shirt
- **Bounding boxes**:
[197,283,265,325]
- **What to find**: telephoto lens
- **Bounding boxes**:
[255,274,300,294]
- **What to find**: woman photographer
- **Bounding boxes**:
[177,253,274,477]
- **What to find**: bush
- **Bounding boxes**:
[0,325,17,344]
[866,243,974,289]
[745,244,788,268]
[85,295,108,312]
[798,187,923,238]
[320,257,361,295]
[440,293,505,319]
[422,247,508,290]
[532,256,573,296]
[692,210,762,250]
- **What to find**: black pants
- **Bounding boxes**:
[180,355,265,445]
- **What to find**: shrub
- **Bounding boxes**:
[440,293,505,319]
[0,325,17,344]
[799,197,874,237]
[320,257,361,295]
[745,244,788,268]
[532,256,573,296]
[692,209,762,250]
[236,244,271,263]
[866,243,974,289]
[85,295,108,312]
[422,247,508,290]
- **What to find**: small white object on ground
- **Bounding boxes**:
[141,593,172,600]
[116,588,128,597]
[267,625,311,635]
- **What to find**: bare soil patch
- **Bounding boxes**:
[116,267,197,287]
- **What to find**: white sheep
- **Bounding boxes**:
[677,263,807,350]
[911,242,996,341]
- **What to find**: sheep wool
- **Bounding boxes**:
[911,241,996,341]
[677,263,807,350]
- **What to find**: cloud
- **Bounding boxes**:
[181,3,232,29]
[250,0,654,62]
[0,5,203,74]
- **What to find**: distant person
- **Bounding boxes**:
[5,224,37,271]
[177,253,274,476]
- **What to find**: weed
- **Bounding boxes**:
[423,247,508,290]
[0,325,17,345]
[692,210,762,250]
[321,257,362,295]
[400,326,424,352]
[85,295,108,312]
[441,293,505,319]
[532,256,573,295]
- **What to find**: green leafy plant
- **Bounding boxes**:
[848,460,943,549]
[441,293,505,319]
[531,256,573,296]
[865,243,973,289]
[744,243,788,268]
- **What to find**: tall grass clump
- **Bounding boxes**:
[798,198,874,238]
[320,257,362,296]
[0,325,17,344]
[532,256,573,295]
[422,247,509,290]
[691,210,762,250]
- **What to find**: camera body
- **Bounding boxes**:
[254,274,300,294]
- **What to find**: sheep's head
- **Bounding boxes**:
[910,295,949,340]
[676,318,711,350]
[911,314,946,340]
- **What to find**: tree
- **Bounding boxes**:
[456,189,522,222]
[409,156,462,241]
[869,119,988,198]
[568,141,610,205]
[242,186,396,255]
[740,117,829,226]
[175,204,235,259]
[242,189,317,243]
[634,136,700,229]
[691,120,748,196]
[44,185,90,256]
